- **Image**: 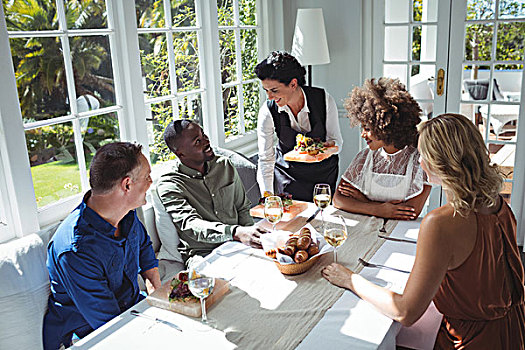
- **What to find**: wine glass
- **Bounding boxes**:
[188,257,216,329]
[313,183,331,231]
[323,215,347,263]
[264,196,283,232]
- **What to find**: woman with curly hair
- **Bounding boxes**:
[323,114,525,348]
[254,51,343,201]
[333,77,431,219]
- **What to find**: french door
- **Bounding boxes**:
[372,0,525,244]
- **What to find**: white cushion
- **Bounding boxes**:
[150,161,183,265]
[0,234,50,350]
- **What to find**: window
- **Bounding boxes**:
[137,0,262,163]
[5,0,121,213]
[136,0,204,163]
[217,0,260,141]
[0,0,266,240]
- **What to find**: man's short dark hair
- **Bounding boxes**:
[163,119,194,153]
[89,142,143,194]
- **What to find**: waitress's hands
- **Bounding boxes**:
[323,140,335,148]
[377,200,417,220]
[338,180,369,202]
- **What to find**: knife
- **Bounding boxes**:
[130,309,182,332]
[306,208,321,223]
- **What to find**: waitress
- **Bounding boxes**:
[254,51,343,202]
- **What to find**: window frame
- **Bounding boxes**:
[0,0,274,242]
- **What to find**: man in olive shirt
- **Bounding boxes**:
[157,119,265,263]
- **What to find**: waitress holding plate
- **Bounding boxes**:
[254,51,343,202]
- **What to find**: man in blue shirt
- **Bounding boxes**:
[43,142,161,350]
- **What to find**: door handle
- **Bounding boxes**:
[436,68,445,96]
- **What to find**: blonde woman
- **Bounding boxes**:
[322,114,525,348]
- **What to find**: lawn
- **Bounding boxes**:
[31,159,86,208]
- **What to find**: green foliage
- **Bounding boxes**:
[465,0,525,71]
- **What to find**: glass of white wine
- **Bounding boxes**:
[313,183,331,231]
[323,215,348,263]
[188,257,216,330]
[264,196,283,232]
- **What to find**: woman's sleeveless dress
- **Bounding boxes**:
[433,200,525,349]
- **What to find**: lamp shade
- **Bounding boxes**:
[291,8,330,66]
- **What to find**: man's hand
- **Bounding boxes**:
[233,226,268,249]
[376,200,417,220]
[338,180,368,202]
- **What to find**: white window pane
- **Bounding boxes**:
[239,0,257,25]
[139,33,170,98]
[409,64,435,99]
[220,30,237,84]
[386,0,409,23]
[28,122,83,208]
[66,0,108,29]
[499,0,525,19]
[224,86,239,139]
[3,1,58,30]
[10,37,69,122]
[420,25,437,61]
[135,0,166,28]
[243,82,259,133]
[172,0,197,27]
[384,26,409,61]
[218,0,234,26]
[383,64,408,85]
[421,0,438,22]
[174,31,201,92]
[72,36,116,107]
[494,65,523,102]
[467,0,495,20]
[147,101,175,164]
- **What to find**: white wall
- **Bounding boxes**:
[281,0,364,176]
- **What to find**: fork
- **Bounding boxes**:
[358,258,410,274]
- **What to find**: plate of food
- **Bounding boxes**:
[146,271,229,318]
[249,193,308,222]
[261,225,332,275]
[283,134,338,163]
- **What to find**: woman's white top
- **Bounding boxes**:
[256,87,343,195]
[341,146,428,202]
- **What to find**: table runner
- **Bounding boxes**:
[206,208,393,349]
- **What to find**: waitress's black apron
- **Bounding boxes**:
[268,86,339,202]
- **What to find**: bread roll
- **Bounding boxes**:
[297,235,311,250]
[300,227,311,236]
[294,250,309,263]
[284,245,295,256]
[285,236,299,247]
[307,243,319,256]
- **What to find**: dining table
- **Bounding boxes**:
[70,203,442,350]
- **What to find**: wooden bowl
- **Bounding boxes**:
[274,254,321,275]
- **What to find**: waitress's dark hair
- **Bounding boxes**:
[254,51,307,86]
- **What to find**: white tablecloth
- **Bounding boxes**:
[71,215,441,349]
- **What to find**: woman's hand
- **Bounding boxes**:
[323,140,335,148]
[322,263,354,289]
[337,180,369,202]
[377,201,417,220]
